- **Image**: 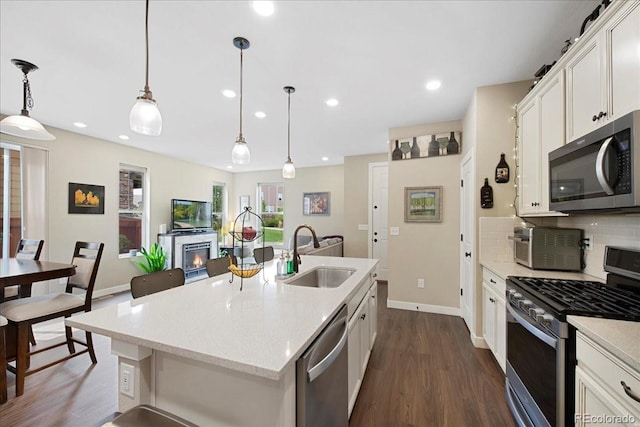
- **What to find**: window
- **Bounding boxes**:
[257,182,284,246]
[119,164,147,256]
[212,183,225,243]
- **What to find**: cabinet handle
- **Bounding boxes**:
[490,279,496,284]
[621,381,640,403]
[489,297,495,303]
[598,111,607,119]
[465,252,472,258]
[361,313,366,320]
[592,114,598,122]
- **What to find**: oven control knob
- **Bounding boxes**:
[540,314,554,327]
[519,299,532,309]
[530,307,545,318]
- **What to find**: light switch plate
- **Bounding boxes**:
[358,224,369,231]
[390,227,399,236]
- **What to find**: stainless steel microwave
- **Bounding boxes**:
[549,110,640,213]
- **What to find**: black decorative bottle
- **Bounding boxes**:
[446,132,459,154]
[410,137,421,158]
[428,135,440,157]
[495,153,510,183]
[480,178,494,209]
[392,140,402,160]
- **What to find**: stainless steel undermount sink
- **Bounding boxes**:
[284,266,356,288]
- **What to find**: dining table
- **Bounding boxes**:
[0,258,77,381]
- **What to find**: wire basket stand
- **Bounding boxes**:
[228,206,266,290]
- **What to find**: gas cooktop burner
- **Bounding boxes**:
[508,276,640,321]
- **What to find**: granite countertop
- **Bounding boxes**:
[568,316,640,372]
[67,256,378,381]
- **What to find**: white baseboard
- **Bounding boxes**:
[470,332,488,349]
[386,298,461,317]
[93,283,130,299]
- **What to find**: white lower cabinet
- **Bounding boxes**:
[482,267,506,372]
[575,332,640,427]
[347,279,378,417]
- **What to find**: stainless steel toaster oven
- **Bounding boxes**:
[513,226,583,271]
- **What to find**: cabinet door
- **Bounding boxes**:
[538,74,565,213]
[368,282,377,347]
[482,284,496,353]
[575,366,637,427]
[495,295,506,373]
[518,99,540,215]
[606,1,640,120]
[347,305,362,416]
[566,37,605,142]
[360,291,371,375]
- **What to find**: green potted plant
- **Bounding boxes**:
[138,242,167,273]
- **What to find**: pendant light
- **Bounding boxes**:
[0,59,55,141]
[282,86,296,179]
[232,37,251,165]
[129,0,162,136]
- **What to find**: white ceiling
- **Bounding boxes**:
[0,0,600,173]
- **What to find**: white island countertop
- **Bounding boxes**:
[67,255,378,381]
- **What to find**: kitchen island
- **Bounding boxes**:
[67,255,378,426]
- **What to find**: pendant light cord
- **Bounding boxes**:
[144,0,150,92]
[239,47,244,136]
[287,91,291,160]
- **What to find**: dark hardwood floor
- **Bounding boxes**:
[1,284,515,427]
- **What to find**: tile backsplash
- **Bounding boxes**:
[479,215,640,281]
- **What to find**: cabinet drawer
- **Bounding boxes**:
[482,267,506,296]
[576,332,640,417]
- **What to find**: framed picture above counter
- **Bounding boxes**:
[404,186,442,222]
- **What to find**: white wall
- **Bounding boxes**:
[1,123,232,294]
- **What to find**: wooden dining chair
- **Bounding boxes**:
[0,241,104,397]
[130,268,185,299]
[206,255,236,277]
[2,239,45,303]
[253,246,275,264]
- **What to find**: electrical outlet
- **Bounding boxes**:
[120,362,135,398]
[584,234,594,251]
[418,278,425,288]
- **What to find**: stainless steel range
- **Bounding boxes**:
[505,246,640,427]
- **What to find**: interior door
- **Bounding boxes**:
[460,151,474,331]
[369,162,388,280]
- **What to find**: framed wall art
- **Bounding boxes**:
[68,182,105,214]
[303,192,330,216]
[391,131,461,161]
[404,186,442,222]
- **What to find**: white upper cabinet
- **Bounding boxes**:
[566,1,640,142]
[518,73,565,216]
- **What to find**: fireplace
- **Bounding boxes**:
[183,242,211,280]
[157,231,218,282]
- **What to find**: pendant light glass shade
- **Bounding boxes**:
[232,37,251,164]
[130,0,162,136]
[1,114,55,141]
[130,97,162,136]
[282,86,296,179]
[0,59,55,141]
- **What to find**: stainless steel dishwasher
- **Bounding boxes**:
[296,304,348,427]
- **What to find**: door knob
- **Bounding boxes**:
[374,205,378,209]
[374,232,378,236]
[465,252,471,257]
[374,239,378,243]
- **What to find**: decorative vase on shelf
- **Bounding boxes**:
[428,134,440,157]
[447,132,459,154]
[392,140,402,160]
[400,140,411,159]
[410,137,421,158]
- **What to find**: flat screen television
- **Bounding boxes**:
[171,199,212,231]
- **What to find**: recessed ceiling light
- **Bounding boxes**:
[425,80,442,91]
[253,1,274,16]
[255,111,266,118]
[222,89,236,98]
[322,156,329,161]
[119,135,130,140]
[73,122,87,128]
[227,165,233,169]
[326,98,339,107]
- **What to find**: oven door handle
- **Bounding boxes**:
[507,303,557,349]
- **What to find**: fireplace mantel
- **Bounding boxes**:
[158,231,218,282]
